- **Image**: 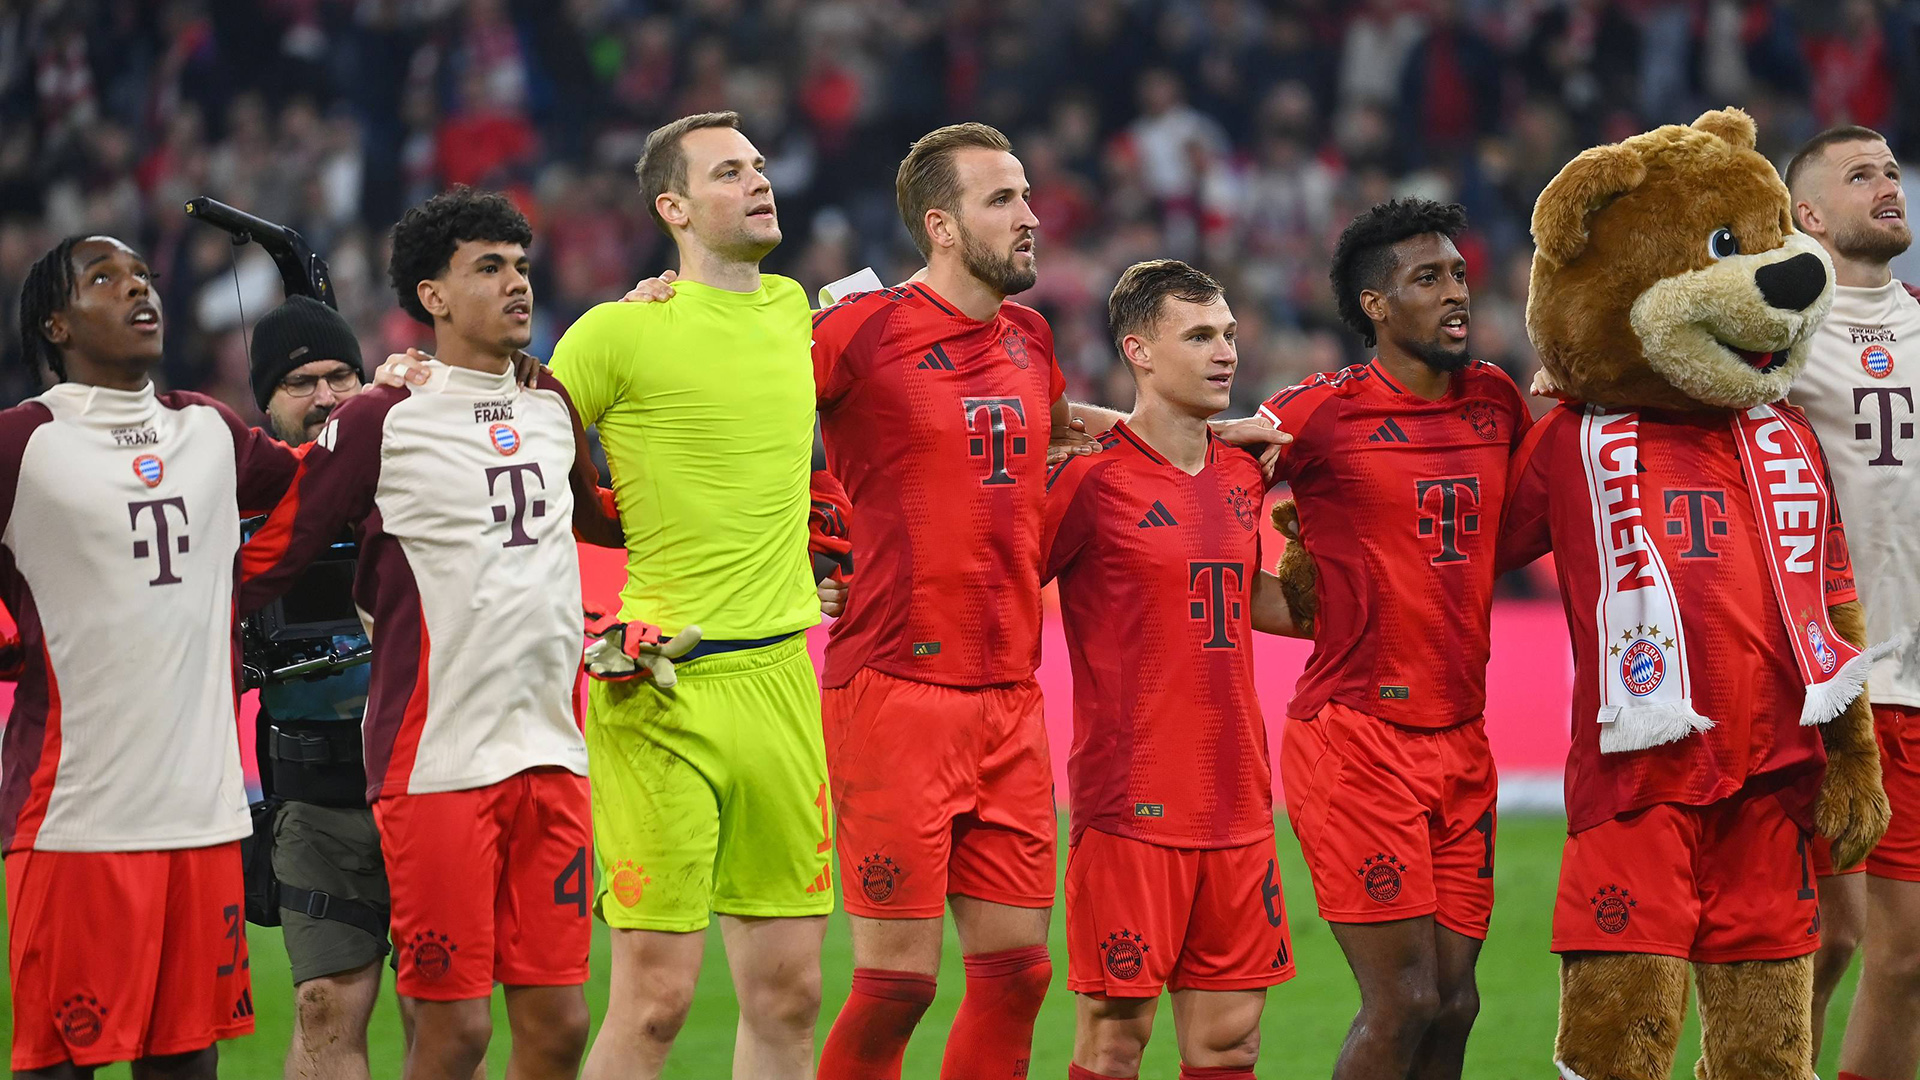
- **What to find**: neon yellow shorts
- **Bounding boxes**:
[586,632,834,931]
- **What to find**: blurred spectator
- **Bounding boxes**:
[0,0,1909,436]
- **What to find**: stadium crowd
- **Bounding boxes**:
[0,0,1912,417]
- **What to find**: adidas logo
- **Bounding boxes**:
[1367,418,1411,443]
[1136,501,1178,528]
[805,865,833,895]
[231,989,254,1021]
[916,344,957,371]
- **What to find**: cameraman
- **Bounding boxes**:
[250,296,430,1080]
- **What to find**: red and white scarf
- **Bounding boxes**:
[1577,404,1888,753]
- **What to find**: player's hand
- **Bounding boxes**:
[1529,366,1574,401]
[1048,417,1102,466]
[583,617,702,689]
[1209,415,1291,483]
[375,347,436,388]
[622,270,678,303]
[818,575,849,618]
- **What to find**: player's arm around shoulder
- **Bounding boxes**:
[238,386,398,612]
[532,365,624,549]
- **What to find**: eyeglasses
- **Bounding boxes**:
[279,369,362,398]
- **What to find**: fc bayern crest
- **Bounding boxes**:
[132,454,164,487]
[1619,638,1666,697]
[1807,621,1838,674]
[1861,344,1895,378]
[488,423,520,455]
[1000,329,1030,369]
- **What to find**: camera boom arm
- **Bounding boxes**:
[184,196,337,310]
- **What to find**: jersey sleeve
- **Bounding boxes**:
[1497,405,1566,573]
[546,303,629,427]
[1254,382,1334,485]
[1042,456,1101,583]
[810,292,892,408]
[809,468,853,580]
[536,367,624,550]
[1494,365,1537,450]
[238,389,393,613]
[168,392,303,515]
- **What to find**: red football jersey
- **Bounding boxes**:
[813,283,1066,688]
[1500,404,1857,833]
[1257,359,1532,728]
[1044,423,1274,849]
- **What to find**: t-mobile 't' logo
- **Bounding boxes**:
[128,496,189,586]
[962,397,1028,486]
[485,463,547,548]
[1414,476,1482,565]
[1854,386,1914,466]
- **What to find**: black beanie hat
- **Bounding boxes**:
[249,296,366,409]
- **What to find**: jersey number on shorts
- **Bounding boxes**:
[1473,811,1495,879]
[554,846,589,915]
[217,903,244,976]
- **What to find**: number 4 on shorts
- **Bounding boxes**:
[554,846,588,915]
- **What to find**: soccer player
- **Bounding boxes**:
[806,122,1091,1080]
[4,235,302,1077]
[1257,200,1526,1078]
[1044,260,1299,1080]
[548,112,834,1080]
[241,188,613,1080]
[1785,124,1920,1080]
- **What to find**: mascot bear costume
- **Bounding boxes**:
[1276,108,1893,1078]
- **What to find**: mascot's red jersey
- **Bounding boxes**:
[1501,403,1857,834]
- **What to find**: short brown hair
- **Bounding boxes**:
[1107,259,1225,355]
[895,123,1014,258]
[635,111,743,235]
[1785,124,1888,196]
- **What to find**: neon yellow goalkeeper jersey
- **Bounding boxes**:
[550,276,818,640]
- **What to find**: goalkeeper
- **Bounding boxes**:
[548,111,832,1080]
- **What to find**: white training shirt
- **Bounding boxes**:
[1793,279,1920,708]
[0,382,299,852]
[240,362,593,799]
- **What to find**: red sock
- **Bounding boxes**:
[1068,1065,1136,1080]
[818,968,937,1080]
[939,945,1053,1079]
[1178,1067,1256,1080]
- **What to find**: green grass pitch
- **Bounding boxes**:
[1,813,1858,1078]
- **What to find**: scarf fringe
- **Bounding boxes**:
[1598,699,1715,753]
[1800,637,1900,726]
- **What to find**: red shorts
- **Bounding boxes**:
[1280,703,1497,938]
[1812,705,1920,880]
[824,668,1055,918]
[376,767,591,1000]
[6,842,253,1072]
[1065,829,1295,996]
[1552,787,1820,963]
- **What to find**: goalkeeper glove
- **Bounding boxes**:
[583,612,702,689]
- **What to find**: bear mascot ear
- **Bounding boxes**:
[1530,142,1646,270]
[1688,106,1757,151]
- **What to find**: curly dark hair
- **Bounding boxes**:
[388,186,534,325]
[1328,198,1468,348]
[17,235,91,383]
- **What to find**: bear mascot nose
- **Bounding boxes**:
[1753,252,1827,311]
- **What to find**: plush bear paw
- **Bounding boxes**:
[1271,499,1318,638]
[1816,717,1890,872]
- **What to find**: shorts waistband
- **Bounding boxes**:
[682,630,803,663]
[676,630,811,678]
